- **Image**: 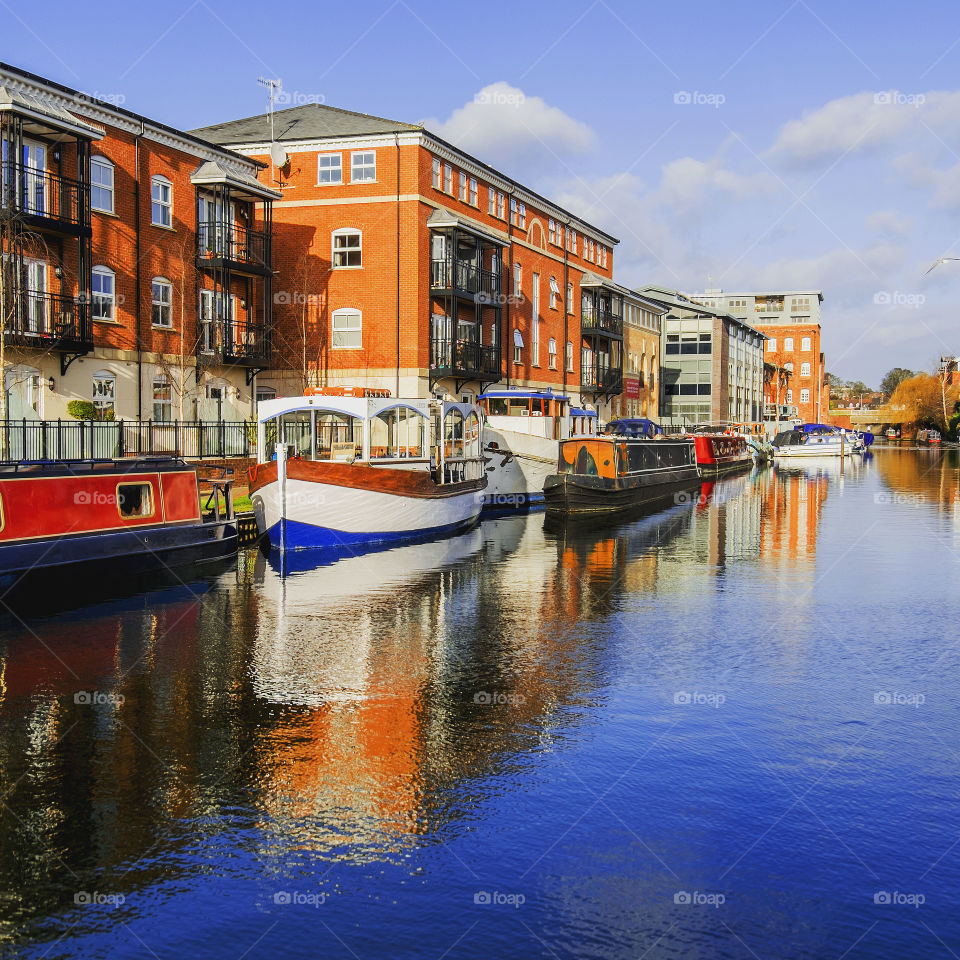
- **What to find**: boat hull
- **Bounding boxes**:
[693,435,754,476]
[481,427,558,510]
[543,467,701,517]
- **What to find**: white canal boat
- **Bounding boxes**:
[772,425,865,458]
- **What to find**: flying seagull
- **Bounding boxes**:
[924,256,960,276]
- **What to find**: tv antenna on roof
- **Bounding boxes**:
[258,76,289,185]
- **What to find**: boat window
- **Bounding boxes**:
[484,397,509,416]
[444,408,465,459]
[316,412,361,461]
[117,482,154,519]
[370,406,425,459]
[279,412,312,459]
[263,417,279,461]
[464,412,481,458]
[575,445,599,476]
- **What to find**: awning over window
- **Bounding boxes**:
[513,329,524,348]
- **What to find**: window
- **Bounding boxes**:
[513,329,523,364]
[513,261,522,297]
[792,296,811,312]
[151,176,171,227]
[800,362,811,377]
[548,219,557,244]
[532,273,540,365]
[518,202,526,229]
[318,153,343,185]
[151,278,172,327]
[510,198,518,225]
[497,193,505,219]
[766,338,776,352]
[568,228,577,254]
[117,482,154,519]
[432,158,442,190]
[90,157,114,213]
[469,177,478,206]
[565,282,573,314]
[332,229,362,268]
[801,336,811,351]
[549,276,560,309]
[92,266,116,321]
[800,388,810,403]
[786,389,793,403]
[566,341,574,372]
[784,362,794,373]
[152,375,172,422]
[92,371,116,418]
[548,337,557,369]
[458,171,468,202]
[351,151,376,182]
[332,309,362,348]
[488,186,496,215]
[444,164,453,193]
[784,337,794,351]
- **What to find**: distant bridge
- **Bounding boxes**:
[846,406,911,428]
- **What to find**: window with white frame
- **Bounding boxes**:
[566,281,573,314]
[318,153,343,185]
[152,277,172,327]
[513,329,523,364]
[518,202,526,229]
[332,229,362,268]
[444,164,453,193]
[548,337,557,369]
[351,151,376,182]
[488,185,496,215]
[513,261,522,297]
[90,156,114,213]
[549,276,560,309]
[800,361,811,377]
[433,158,442,190]
[458,171,468,202]
[332,308,362,348]
[93,370,116,418]
[152,374,173,422]
[784,337,794,351]
[568,228,577,254]
[801,336,811,351]
[497,192,505,219]
[792,296,811,312]
[469,177,478,206]
[786,389,793,403]
[800,388,810,403]
[92,266,116,321]
[151,176,172,227]
[566,341,574,372]
[532,273,540,365]
[767,338,776,352]
[510,198,518,225]
[548,219,556,244]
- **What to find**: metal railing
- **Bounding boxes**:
[197,221,270,270]
[581,363,622,394]
[581,307,623,336]
[219,318,269,364]
[0,419,254,463]
[430,338,501,378]
[3,290,92,344]
[0,162,90,229]
[430,258,501,298]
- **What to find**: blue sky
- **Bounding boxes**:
[6,0,960,384]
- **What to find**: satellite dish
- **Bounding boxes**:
[269,142,288,167]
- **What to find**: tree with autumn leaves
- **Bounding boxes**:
[889,371,959,435]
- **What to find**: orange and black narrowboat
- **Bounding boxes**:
[543,436,700,517]
[0,458,237,596]
[692,433,753,476]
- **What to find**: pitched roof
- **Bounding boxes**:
[190,103,420,145]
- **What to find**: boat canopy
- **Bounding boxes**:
[570,408,598,418]
[478,389,570,401]
[256,395,430,424]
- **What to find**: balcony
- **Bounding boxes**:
[206,317,270,366]
[581,307,623,338]
[430,338,501,382]
[0,162,90,235]
[3,290,92,352]
[197,222,271,275]
[581,362,622,396]
[430,258,501,301]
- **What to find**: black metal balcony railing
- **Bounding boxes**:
[581,307,623,337]
[3,290,92,346]
[430,338,501,378]
[581,363,623,394]
[430,258,501,299]
[220,318,269,365]
[197,221,270,271]
[0,162,90,230]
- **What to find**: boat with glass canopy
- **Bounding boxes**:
[249,390,487,550]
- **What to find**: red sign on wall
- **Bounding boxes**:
[624,377,641,398]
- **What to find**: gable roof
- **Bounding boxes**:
[190,103,420,145]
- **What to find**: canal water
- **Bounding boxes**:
[1,447,958,959]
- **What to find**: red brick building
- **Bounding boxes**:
[192,103,625,416]
[0,62,279,425]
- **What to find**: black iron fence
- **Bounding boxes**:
[197,221,270,271]
[430,258,501,298]
[3,290,92,345]
[0,419,254,463]
[0,162,90,229]
[429,338,501,378]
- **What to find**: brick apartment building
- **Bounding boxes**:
[191,103,627,418]
[696,290,830,423]
[0,62,279,427]
[617,292,666,420]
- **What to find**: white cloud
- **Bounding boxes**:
[424,82,594,173]
[865,210,914,239]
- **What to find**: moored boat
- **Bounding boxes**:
[249,392,487,550]
[543,435,700,517]
[0,457,237,595]
[691,431,753,476]
[772,426,862,457]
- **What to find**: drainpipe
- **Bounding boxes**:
[562,218,569,401]
[395,133,400,398]
[505,188,513,390]
[135,122,144,420]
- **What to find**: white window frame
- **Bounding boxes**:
[784,337,794,351]
[518,202,526,229]
[152,374,173,422]
[549,276,560,309]
[566,282,574,314]
[513,261,522,297]
[488,186,496,215]
[532,272,540,366]
[150,175,172,227]
[800,361,811,377]
[332,228,362,269]
[92,266,116,322]
[92,370,116,418]
[90,156,114,214]
[548,219,556,244]
[151,277,172,327]
[350,151,376,183]
[801,336,811,352]
[566,341,574,372]
[444,164,453,194]
[332,308,362,349]
[497,193,505,219]
[800,388,810,403]
[458,171,468,202]
[317,153,343,185]
[548,337,557,369]
[510,198,518,225]
[469,177,478,206]
[767,338,777,352]
[432,158,442,190]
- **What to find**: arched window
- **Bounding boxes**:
[332,308,362,348]
[151,176,172,227]
[93,370,116,419]
[90,156,114,213]
[92,266,116,321]
[332,228,362,268]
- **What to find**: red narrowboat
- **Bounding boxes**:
[692,434,753,476]
[0,458,237,598]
